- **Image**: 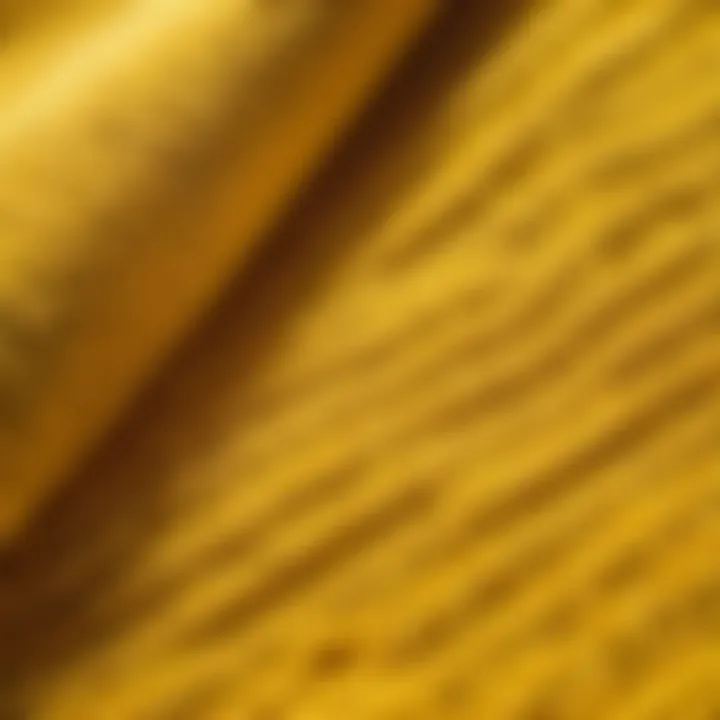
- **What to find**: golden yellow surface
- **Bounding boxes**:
[1,1,719,718]
[0,0,438,539]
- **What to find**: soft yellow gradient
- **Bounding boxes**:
[0,2,718,718]
[0,0,438,540]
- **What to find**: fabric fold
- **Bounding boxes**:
[0,0,438,541]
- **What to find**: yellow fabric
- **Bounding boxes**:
[0,0,437,538]
[1,1,719,718]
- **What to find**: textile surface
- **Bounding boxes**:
[0,2,719,718]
